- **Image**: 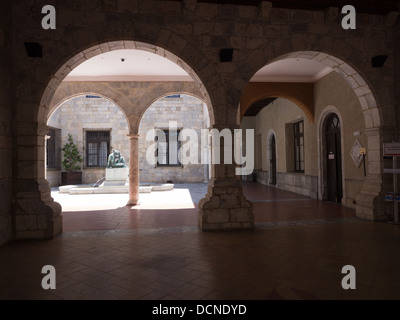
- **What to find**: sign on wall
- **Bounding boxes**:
[350,139,364,168]
[383,142,400,157]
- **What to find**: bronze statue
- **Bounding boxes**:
[107,149,127,168]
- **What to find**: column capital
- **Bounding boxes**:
[211,123,240,131]
[127,133,140,140]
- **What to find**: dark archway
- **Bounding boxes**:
[325,113,343,203]
[269,133,277,186]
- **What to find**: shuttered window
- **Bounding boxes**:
[86,131,110,167]
[46,127,61,169]
[156,129,181,166]
[294,121,305,173]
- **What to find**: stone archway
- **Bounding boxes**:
[240,50,384,220]
[20,41,216,240]
[137,93,211,186]
[49,89,133,133]
[47,92,131,189]
[50,81,209,206]
[269,52,381,129]
[272,52,383,220]
[38,41,213,127]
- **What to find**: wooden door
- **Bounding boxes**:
[270,135,277,185]
[326,114,343,203]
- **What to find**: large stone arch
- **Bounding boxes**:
[239,49,388,220]
[268,51,381,129]
[39,41,214,127]
[15,38,217,240]
[240,50,381,129]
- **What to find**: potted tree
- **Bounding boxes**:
[61,133,83,185]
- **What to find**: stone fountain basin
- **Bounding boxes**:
[140,183,174,192]
[58,183,174,194]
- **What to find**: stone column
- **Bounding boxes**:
[14,122,62,239]
[127,134,140,206]
[198,124,253,231]
[356,127,394,220]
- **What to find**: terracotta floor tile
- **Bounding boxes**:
[0,183,399,300]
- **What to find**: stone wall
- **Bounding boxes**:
[0,2,12,245]
[47,95,130,186]
[395,18,400,131]
[138,94,209,183]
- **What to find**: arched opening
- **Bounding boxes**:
[46,94,131,231]
[46,93,130,188]
[268,132,277,186]
[138,93,210,183]
[133,93,210,214]
[241,97,316,197]
[36,41,214,235]
[324,113,343,203]
[240,51,376,224]
[317,107,348,205]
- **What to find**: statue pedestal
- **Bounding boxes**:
[104,167,128,185]
[99,168,129,192]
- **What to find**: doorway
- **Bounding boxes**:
[269,134,277,185]
[325,114,342,203]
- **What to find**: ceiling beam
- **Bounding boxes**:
[163,0,399,15]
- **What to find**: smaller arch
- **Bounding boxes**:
[240,82,314,123]
[48,84,134,134]
[136,92,211,133]
[46,93,131,188]
[48,92,130,126]
[317,106,346,203]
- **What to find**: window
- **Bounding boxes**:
[86,131,110,167]
[46,127,61,169]
[294,121,304,173]
[156,129,181,166]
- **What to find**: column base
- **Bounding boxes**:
[14,179,62,240]
[198,178,254,231]
[126,199,139,206]
[356,176,386,221]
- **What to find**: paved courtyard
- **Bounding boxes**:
[52,182,359,233]
[0,182,399,300]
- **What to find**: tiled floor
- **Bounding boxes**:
[1,182,400,300]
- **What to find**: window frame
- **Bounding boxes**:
[293,120,305,173]
[46,127,61,170]
[86,130,111,168]
[156,129,182,167]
